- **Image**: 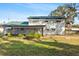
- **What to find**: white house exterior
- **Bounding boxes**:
[1,21,45,36]
[0,16,66,36]
[28,16,66,35]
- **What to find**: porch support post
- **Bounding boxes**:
[41,27,43,36]
[3,26,6,36]
[33,28,36,33]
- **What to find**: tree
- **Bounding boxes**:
[49,6,66,16]
[49,3,79,24]
[49,3,79,34]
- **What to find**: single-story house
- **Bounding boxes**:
[1,21,45,36]
[0,16,66,36]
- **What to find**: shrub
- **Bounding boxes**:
[18,34,24,37]
[24,32,42,40]
[24,32,35,40]
[34,33,42,39]
[2,36,8,40]
[0,32,3,38]
[7,32,12,37]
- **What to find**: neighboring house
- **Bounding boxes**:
[28,16,66,35]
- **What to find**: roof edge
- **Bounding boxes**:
[28,16,66,19]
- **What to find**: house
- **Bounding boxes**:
[0,16,66,36]
[28,16,66,35]
[1,21,45,36]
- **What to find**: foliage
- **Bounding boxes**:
[0,36,79,55]
[7,32,12,37]
[24,32,42,40]
[18,34,24,37]
[49,3,79,24]
[34,33,42,39]
[0,32,3,38]
[72,24,79,28]
[24,32,35,40]
[2,36,8,40]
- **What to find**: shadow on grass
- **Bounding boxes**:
[0,40,79,56]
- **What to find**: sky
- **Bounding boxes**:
[0,3,79,24]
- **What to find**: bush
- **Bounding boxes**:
[7,32,12,37]
[0,32,3,38]
[24,32,35,40]
[34,33,42,39]
[18,34,24,37]
[24,32,42,40]
[2,36,8,40]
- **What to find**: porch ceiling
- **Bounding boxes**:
[1,24,45,28]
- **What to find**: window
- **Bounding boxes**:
[46,29,50,31]
[44,21,48,22]
[32,20,39,23]
[51,28,55,31]
[56,20,61,22]
[20,28,24,30]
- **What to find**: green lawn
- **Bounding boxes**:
[0,35,79,56]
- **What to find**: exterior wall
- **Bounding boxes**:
[0,26,9,35]
[29,19,45,25]
[55,20,65,35]
[1,19,65,35]
[29,19,65,35]
[4,27,43,35]
[0,27,4,33]
[6,27,34,34]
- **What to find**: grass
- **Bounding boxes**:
[0,35,79,56]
